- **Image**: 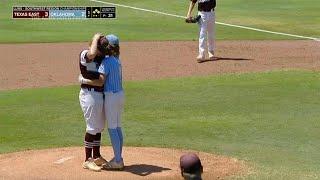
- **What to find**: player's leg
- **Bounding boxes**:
[105,93,122,160]
[104,92,124,170]
[84,133,94,161]
[79,89,103,171]
[198,12,207,60]
[90,92,105,159]
[92,132,108,166]
[207,11,215,59]
[79,89,94,161]
[90,91,107,166]
[116,127,123,157]
[92,133,101,158]
[116,91,125,157]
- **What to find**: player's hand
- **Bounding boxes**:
[88,33,103,59]
[185,13,193,23]
[185,16,194,23]
[186,13,192,20]
[185,15,201,23]
[78,74,89,84]
[185,17,192,23]
[78,74,84,84]
[93,33,103,41]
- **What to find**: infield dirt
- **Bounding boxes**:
[0,40,319,90]
[0,147,246,180]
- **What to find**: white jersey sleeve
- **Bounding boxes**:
[80,50,89,66]
[98,59,106,74]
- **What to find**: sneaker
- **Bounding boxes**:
[208,51,214,59]
[196,55,205,62]
[82,158,102,172]
[103,158,124,170]
[94,156,108,166]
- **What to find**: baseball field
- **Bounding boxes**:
[0,0,320,179]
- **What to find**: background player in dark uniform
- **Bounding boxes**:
[187,0,216,62]
[78,33,109,172]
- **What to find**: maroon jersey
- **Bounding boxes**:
[79,50,104,92]
[191,0,216,12]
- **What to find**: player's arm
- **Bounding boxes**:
[187,0,196,19]
[79,74,105,87]
[78,59,108,86]
[86,33,102,61]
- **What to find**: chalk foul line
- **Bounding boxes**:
[90,0,319,41]
[54,156,74,164]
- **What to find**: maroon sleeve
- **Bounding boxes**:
[191,0,197,3]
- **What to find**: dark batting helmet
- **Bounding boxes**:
[180,153,203,180]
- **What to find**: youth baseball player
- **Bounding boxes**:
[186,0,216,62]
[79,34,125,170]
[78,33,109,172]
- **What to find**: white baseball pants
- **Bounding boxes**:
[104,91,124,129]
[79,88,105,135]
[198,11,215,57]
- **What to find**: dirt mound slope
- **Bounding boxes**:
[0,147,246,179]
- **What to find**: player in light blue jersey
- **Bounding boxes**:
[99,55,123,93]
[79,34,125,170]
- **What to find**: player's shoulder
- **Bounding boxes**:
[80,49,89,54]
[104,56,118,62]
[79,49,89,59]
[105,55,117,59]
[79,49,90,65]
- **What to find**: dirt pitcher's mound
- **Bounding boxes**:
[0,147,246,179]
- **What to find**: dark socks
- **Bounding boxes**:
[93,133,101,159]
[84,133,95,161]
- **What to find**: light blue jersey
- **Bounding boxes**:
[98,56,123,93]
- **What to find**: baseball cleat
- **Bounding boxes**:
[82,158,102,172]
[196,55,205,62]
[208,51,215,59]
[103,158,124,170]
[94,156,108,166]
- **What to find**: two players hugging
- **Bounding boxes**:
[78,33,124,172]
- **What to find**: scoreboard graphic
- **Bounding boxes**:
[12,7,116,19]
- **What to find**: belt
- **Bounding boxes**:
[82,87,103,92]
[199,8,214,12]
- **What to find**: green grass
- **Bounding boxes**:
[0,0,319,43]
[1,70,320,179]
[218,0,320,38]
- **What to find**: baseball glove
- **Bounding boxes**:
[185,15,201,23]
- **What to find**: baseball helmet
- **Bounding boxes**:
[180,153,203,180]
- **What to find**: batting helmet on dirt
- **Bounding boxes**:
[180,153,203,180]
